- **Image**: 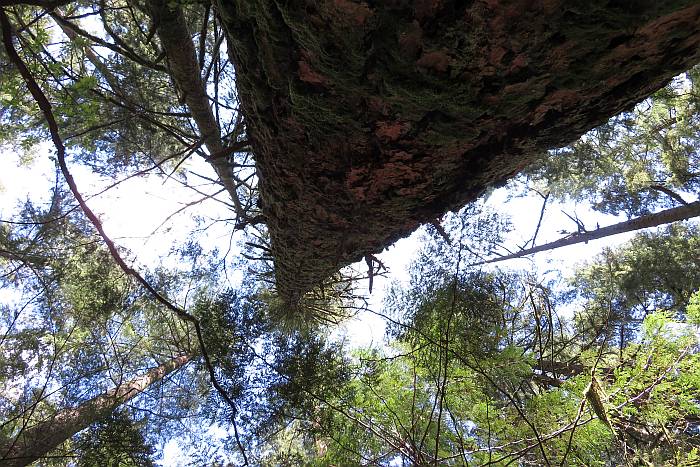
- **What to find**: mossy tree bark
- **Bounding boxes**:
[216,0,700,304]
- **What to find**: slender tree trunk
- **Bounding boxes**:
[0,355,190,467]
[146,0,246,217]
[216,1,700,305]
[471,201,700,266]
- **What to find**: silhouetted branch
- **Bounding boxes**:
[470,201,700,266]
[648,184,689,205]
[0,15,249,463]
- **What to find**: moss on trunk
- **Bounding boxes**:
[217,0,700,305]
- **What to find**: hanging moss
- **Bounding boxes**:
[585,375,618,437]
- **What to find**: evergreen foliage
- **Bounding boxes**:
[0,1,698,465]
[525,68,700,217]
[74,410,155,467]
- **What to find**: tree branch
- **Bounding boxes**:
[470,201,700,267]
[50,11,168,73]
[0,356,190,467]
[0,0,72,8]
[647,184,689,205]
[146,0,250,222]
[0,13,249,464]
[530,191,550,248]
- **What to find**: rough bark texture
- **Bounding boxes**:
[216,0,700,304]
[0,355,189,467]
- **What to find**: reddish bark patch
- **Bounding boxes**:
[367,156,424,200]
[333,0,373,26]
[532,89,580,125]
[416,50,450,72]
[376,121,411,142]
[509,53,528,72]
[546,89,579,107]
[298,60,327,85]
[489,46,507,66]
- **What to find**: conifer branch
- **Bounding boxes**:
[0,14,249,464]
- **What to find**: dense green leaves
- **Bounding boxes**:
[74,410,156,467]
[298,258,700,465]
[569,223,700,349]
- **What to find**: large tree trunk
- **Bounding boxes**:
[216,0,700,305]
[0,355,190,467]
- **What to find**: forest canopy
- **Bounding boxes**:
[0,1,699,466]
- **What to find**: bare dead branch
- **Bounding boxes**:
[470,201,700,267]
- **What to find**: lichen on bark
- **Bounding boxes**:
[216,0,700,306]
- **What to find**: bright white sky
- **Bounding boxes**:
[0,142,637,338]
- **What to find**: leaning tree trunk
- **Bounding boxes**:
[215,0,700,305]
[0,355,190,467]
[146,0,248,217]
